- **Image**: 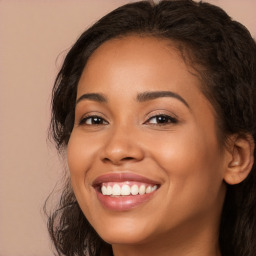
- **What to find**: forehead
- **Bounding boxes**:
[86,35,183,68]
[78,35,203,97]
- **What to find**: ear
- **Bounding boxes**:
[224,134,254,185]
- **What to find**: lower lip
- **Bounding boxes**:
[95,189,157,211]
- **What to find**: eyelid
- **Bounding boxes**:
[144,109,178,120]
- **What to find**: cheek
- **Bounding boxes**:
[67,131,98,176]
[152,126,224,199]
[66,131,99,200]
[67,131,99,218]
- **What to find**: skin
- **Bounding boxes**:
[67,36,231,256]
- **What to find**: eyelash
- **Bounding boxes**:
[79,114,178,126]
[144,114,178,125]
[79,115,108,126]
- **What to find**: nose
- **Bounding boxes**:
[100,126,144,165]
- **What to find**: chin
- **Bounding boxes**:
[99,230,150,245]
[92,217,155,245]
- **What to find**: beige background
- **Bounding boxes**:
[0,1,255,255]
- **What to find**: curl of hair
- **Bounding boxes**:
[46,1,256,255]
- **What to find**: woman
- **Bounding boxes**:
[46,0,256,255]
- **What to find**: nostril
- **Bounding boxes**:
[102,156,135,164]
[122,157,134,161]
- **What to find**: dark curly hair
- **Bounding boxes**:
[45,1,256,255]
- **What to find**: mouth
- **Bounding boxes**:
[100,182,158,196]
[92,173,160,211]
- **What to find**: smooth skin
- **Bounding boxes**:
[67,36,254,256]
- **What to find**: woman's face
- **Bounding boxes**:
[67,36,227,246]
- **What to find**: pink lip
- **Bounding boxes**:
[92,172,160,186]
[92,173,160,211]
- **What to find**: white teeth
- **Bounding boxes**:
[146,186,152,194]
[106,185,112,195]
[112,184,121,196]
[101,186,107,195]
[139,185,146,195]
[152,185,157,191]
[101,183,158,196]
[131,185,139,195]
[121,184,130,195]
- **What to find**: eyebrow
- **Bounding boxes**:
[76,93,107,104]
[137,91,190,108]
[76,90,189,108]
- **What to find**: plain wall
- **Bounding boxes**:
[0,1,255,255]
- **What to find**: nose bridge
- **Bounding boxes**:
[101,122,144,164]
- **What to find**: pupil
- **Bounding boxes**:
[93,117,102,124]
[157,116,168,123]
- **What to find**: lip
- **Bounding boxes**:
[92,172,160,186]
[92,172,160,211]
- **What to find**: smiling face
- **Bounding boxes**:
[67,36,228,253]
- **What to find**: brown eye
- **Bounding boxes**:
[146,115,177,125]
[80,116,108,125]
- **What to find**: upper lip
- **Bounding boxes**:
[92,172,161,186]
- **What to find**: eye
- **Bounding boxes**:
[79,115,108,125]
[145,114,178,125]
